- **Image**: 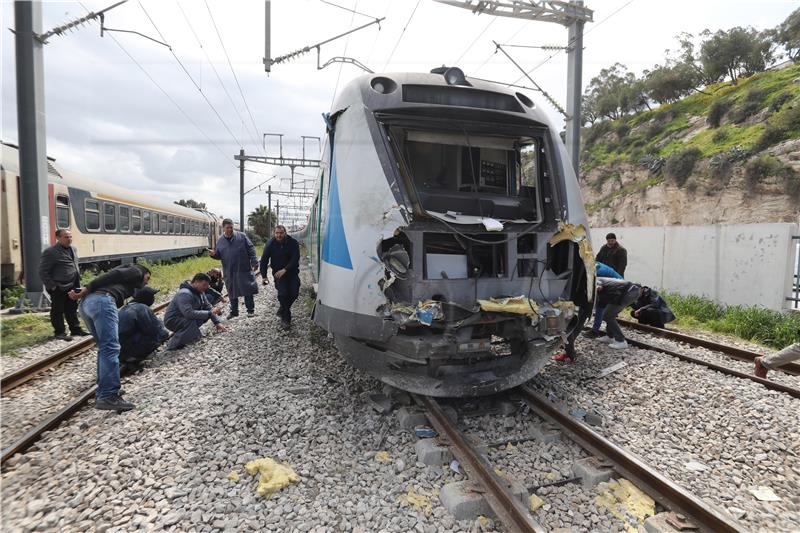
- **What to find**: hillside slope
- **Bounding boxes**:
[578,63,800,227]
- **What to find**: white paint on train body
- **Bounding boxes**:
[301,68,595,397]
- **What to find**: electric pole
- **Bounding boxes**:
[435,0,593,176]
[14,0,49,310]
[239,148,245,231]
[267,185,272,235]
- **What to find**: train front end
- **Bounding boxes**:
[308,68,594,397]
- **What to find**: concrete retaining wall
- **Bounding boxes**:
[590,223,799,311]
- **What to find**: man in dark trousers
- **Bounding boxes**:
[260,225,301,329]
[163,273,226,350]
[595,277,644,350]
[38,229,89,341]
[595,232,627,277]
[630,286,675,329]
[209,219,259,319]
[72,263,151,411]
[118,286,170,375]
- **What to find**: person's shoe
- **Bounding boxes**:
[275,308,283,317]
[226,311,239,320]
[281,319,291,330]
[247,310,255,318]
[608,340,629,350]
[95,394,134,411]
[553,351,574,363]
[54,333,73,342]
[596,335,613,344]
[583,329,601,339]
[754,357,768,379]
[70,329,91,337]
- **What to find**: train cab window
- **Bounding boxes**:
[143,211,151,233]
[395,129,541,222]
[168,216,175,234]
[55,195,70,229]
[132,209,142,232]
[160,214,168,234]
[103,203,117,232]
[85,200,100,231]
[119,206,130,232]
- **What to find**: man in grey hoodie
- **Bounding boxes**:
[163,273,226,350]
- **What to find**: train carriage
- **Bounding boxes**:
[304,67,595,397]
[1,142,221,285]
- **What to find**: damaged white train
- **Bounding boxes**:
[302,67,595,397]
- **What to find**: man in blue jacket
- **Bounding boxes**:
[583,261,624,339]
[209,219,259,319]
[163,273,226,350]
[118,286,170,375]
[260,225,301,329]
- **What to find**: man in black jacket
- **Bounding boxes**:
[595,233,627,277]
[72,264,151,411]
[38,229,89,341]
[163,273,225,350]
[260,225,301,329]
[595,277,644,350]
[118,287,170,375]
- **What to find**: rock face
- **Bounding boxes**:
[579,138,800,227]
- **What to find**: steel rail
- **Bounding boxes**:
[1,301,171,394]
[618,318,800,375]
[623,337,800,399]
[519,387,747,533]
[1,386,97,466]
[415,394,545,533]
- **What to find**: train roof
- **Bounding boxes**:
[1,142,219,221]
[331,68,557,129]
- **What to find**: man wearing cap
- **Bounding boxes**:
[163,273,226,350]
[117,286,170,375]
[595,232,627,277]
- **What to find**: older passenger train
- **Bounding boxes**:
[1,142,221,286]
[304,67,595,397]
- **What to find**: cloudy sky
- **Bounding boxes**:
[1,0,795,224]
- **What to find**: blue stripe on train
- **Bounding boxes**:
[321,151,353,270]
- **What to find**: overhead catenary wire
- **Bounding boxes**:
[473,18,533,75]
[138,2,243,148]
[176,1,262,152]
[204,0,264,154]
[382,0,421,71]
[452,17,497,67]
[329,0,359,110]
[319,0,376,20]
[77,2,234,166]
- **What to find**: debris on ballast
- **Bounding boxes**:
[244,458,299,498]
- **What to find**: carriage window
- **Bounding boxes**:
[119,206,130,232]
[85,199,100,231]
[132,208,142,232]
[168,216,175,234]
[160,214,168,234]
[193,221,199,234]
[55,195,70,229]
[180,218,186,235]
[143,211,151,233]
[104,203,116,232]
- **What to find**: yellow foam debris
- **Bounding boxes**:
[399,486,432,516]
[375,451,391,462]
[545,472,557,481]
[478,296,539,316]
[595,478,655,531]
[227,471,240,482]
[505,442,516,451]
[244,458,299,498]
[548,222,596,301]
[551,300,576,313]
[529,494,544,512]
[494,467,504,476]
[478,516,489,527]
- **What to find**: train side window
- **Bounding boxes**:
[132,208,142,232]
[168,216,175,234]
[119,206,130,232]
[180,218,186,235]
[85,199,100,231]
[55,194,70,229]
[103,203,117,232]
[152,212,159,233]
[143,211,151,233]
[160,214,168,234]
[193,221,199,234]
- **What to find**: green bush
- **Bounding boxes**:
[645,121,664,138]
[744,154,794,191]
[729,99,762,124]
[615,123,631,140]
[769,92,792,113]
[711,128,729,143]
[1,284,24,309]
[787,172,800,200]
[665,147,702,186]
[753,124,786,152]
[584,120,613,146]
[664,292,800,349]
[707,99,730,128]
[708,153,732,184]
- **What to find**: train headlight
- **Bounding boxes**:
[370,76,398,94]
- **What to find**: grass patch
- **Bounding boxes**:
[585,175,663,214]
[0,313,55,356]
[139,254,223,295]
[664,292,800,349]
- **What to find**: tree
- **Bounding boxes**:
[584,63,649,121]
[772,8,800,62]
[699,27,775,83]
[248,205,277,240]
[644,61,701,104]
[175,199,207,209]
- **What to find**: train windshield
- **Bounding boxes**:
[395,129,541,222]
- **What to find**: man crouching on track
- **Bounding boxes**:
[259,225,301,330]
[70,263,151,412]
[118,287,170,375]
[163,273,226,350]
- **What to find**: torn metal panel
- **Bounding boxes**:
[547,222,595,301]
